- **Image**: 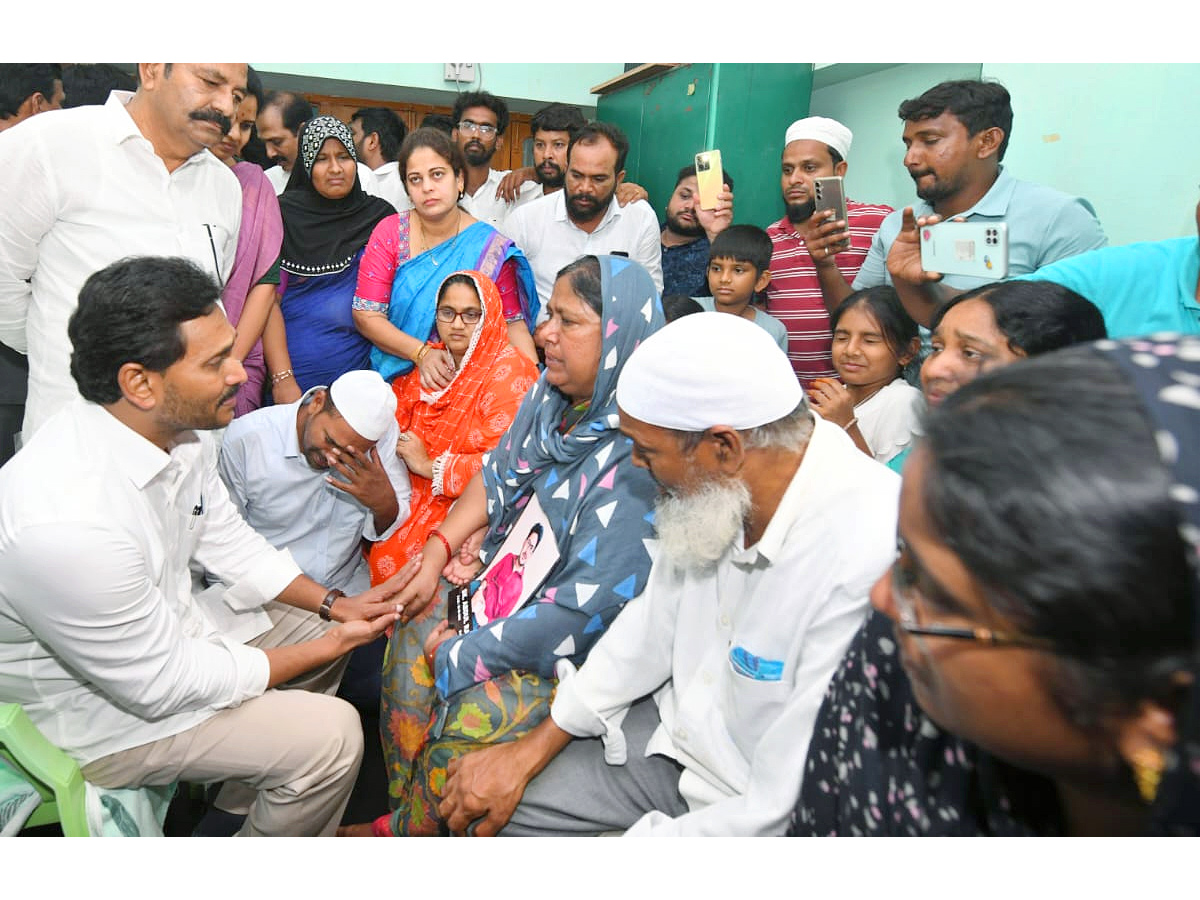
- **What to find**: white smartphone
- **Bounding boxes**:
[694,150,724,210]
[919,221,1009,279]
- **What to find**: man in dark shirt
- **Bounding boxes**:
[660,164,734,297]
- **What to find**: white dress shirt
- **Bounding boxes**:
[0,91,242,436]
[504,191,663,321]
[217,396,412,604]
[370,161,413,213]
[458,168,550,241]
[550,417,900,835]
[0,402,303,767]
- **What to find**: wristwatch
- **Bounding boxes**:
[318,588,346,622]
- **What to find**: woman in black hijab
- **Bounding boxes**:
[277,115,395,391]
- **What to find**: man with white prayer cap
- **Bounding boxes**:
[437,312,900,836]
[764,114,894,387]
[191,368,412,833]
[217,368,412,606]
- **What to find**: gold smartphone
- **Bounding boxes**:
[694,150,724,210]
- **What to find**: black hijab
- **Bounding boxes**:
[278,115,395,277]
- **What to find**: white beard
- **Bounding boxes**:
[654,477,752,573]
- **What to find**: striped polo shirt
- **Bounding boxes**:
[764,201,893,387]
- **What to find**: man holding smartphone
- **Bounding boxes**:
[764,116,893,387]
[853,80,1107,328]
[660,163,735,297]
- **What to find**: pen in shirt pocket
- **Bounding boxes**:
[189,492,204,530]
[205,223,221,280]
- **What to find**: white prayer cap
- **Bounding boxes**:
[328,370,397,443]
[616,312,803,432]
[784,116,852,161]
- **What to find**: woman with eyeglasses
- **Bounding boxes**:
[352,127,539,393]
[367,269,537,596]
[792,334,1200,835]
[365,268,537,771]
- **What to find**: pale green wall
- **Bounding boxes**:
[982,63,1200,244]
[809,63,981,221]
[811,63,1200,247]
[251,63,625,113]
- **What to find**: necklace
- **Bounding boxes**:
[851,382,887,409]
[419,208,464,266]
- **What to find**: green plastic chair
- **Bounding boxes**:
[0,703,89,836]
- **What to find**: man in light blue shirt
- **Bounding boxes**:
[854,80,1107,328]
[219,370,411,599]
[1015,201,1200,338]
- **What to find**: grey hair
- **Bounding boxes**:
[742,402,814,450]
[673,402,813,453]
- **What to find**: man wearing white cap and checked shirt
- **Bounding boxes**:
[0,257,417,836]
[764,115,893,387]
[436,312,900,835]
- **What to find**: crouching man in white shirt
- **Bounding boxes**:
[0,256,417,836]
[437,312,899,836]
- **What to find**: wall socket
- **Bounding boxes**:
[444,63,475,83]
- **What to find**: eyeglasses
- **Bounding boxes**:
[436,306,482,325]
[457,120,497,136]
[890,538,1054,650]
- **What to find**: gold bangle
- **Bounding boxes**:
[413,343,431,364]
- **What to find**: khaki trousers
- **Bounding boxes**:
[81,602,360,836]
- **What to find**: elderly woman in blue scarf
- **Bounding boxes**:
[348,255,664,836]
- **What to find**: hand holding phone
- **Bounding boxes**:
[813,176,850,252]
[694,150,724,210]
[447,584,474,635]
[918,221,1009,279]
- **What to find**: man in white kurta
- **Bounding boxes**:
[438,312,899,835]
[0,64,247,439]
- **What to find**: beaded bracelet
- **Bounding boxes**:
[270,369,294,386]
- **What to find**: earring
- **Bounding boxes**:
[1130,747,1164,804]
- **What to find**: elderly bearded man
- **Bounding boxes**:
[434,312,899,836]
